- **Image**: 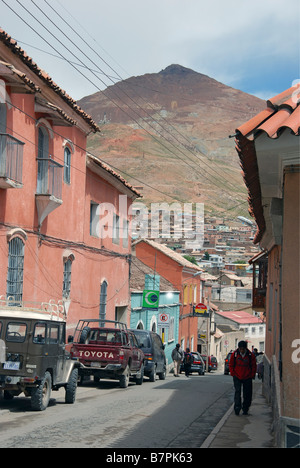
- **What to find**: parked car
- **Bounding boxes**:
[201,355,218,372]
[70,320,145,388]
[0,303,81,411]
[224,351,234,375]
[180,351,205,375]
[130,329,166,381]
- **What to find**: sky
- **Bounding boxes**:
[0,0,299,101]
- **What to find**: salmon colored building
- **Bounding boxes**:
[235,83,300,448]
[133,239,204,352]
[0,30,140,333]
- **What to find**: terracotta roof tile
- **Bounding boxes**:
[130,258,178,292]
[87,153,142,198]
[237,83,300,139]
[134,239,202,271]
[0,28,100,132]
[215,310,263,324]
[235,83,300,243]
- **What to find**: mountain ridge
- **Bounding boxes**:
[79,65,265,216]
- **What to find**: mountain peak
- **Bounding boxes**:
[159,64,196,76]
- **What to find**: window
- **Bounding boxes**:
[0,321,2,338]
[37,126,49,194]
[64,147,71,184]
[123,219,129,248]
[90,202,99,237]
[99,281,108,322]
[7,237,25,303]
[6,322,27,342]
[183,285,188,305]
[63,258,72,298]
[0,102,7,133]
[169,316,175,342]
[113,214,120,245]
[48,325,59,344]
[33,323,47,344]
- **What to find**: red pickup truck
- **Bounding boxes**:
[69,320,145,388]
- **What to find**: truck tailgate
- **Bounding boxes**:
[71,344,123,367]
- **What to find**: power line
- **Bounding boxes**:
[0,0,248,216]
[14,0,243,196]
[39,0,244,194]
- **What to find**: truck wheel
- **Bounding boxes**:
[149,365,157,382]
[119,366,130,388]
[135,364,144,385]
[3,391,14,400]
[65,368,78,404]
[158,366,166,380]
[31,371,52,411]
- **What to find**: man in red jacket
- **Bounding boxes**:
[229,341,257,415]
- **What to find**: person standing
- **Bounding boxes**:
[183,348,194,377]
[229,340,257,415]
[172,343,183,377]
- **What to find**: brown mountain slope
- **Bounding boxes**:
[79,65,265,216]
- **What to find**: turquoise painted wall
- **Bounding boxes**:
[130,290,180,369]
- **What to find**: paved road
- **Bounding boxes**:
[0,371,233,448]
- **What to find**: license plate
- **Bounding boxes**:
[90,362,102,368]
[3,361,20,371]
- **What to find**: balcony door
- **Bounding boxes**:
[37,126,49,194]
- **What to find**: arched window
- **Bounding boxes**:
[64,146,71,184]
[7,237,25,304]
[99,281,108,322]
[37,126,49,194]
[62,258,72,299]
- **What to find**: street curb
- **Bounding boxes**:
[200,403,234,448]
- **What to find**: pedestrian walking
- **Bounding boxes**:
[183,348,194,377]
[229,340,257,415]
[172,343,183,377]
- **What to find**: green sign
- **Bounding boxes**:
[143,290,160,309]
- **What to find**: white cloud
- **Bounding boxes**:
[0,0,298,99]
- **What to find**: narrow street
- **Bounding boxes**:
[0,371,233,448]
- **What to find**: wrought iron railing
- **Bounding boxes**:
[0,133,24,184]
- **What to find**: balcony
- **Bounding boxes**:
[0,133,24,189]
[250,252,268,311]
[35,157,63,228]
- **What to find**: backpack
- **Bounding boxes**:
[185,353,193,364]
[233,349,252,370]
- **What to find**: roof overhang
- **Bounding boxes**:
[235,83,300,249]
[86,153,142,200]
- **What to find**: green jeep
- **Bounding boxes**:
[0,299,81,411]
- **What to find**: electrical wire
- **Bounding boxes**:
[38,0,244,194]
[0,0,249,216]
[5,0,245,198]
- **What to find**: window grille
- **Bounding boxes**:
[63,259,72,299]
[99,281,108,322]
[7,237,25,304]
